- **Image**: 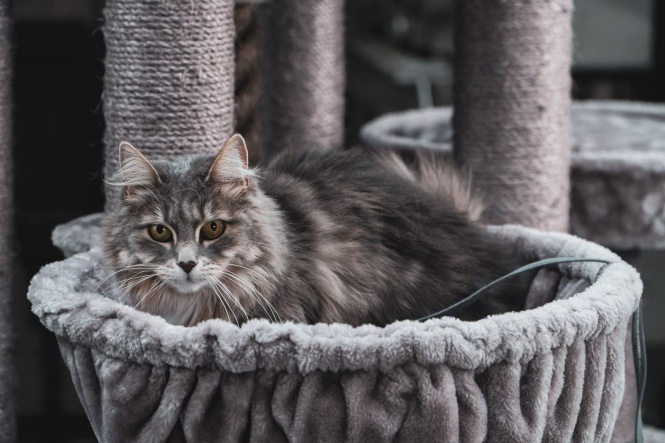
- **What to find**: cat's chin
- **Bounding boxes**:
[168,280,207,294]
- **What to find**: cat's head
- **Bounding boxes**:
[103,134,286,325]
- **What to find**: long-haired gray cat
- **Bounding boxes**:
[103,134,527,327]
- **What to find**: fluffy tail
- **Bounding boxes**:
[373,149,484,222]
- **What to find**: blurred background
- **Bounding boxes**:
[7,0,665,440]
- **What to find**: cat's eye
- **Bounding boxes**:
[201,220,226,240]
[148,224,172,242]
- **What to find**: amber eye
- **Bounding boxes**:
[148,224,172,242]
[201,220,226,240]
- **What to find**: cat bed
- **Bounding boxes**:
[361,100,665,250]
[30,223,642,442]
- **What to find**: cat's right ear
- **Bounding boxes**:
[206,134,250,188]
[118,142,159,196]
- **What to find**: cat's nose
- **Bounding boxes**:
[178,261,197,274]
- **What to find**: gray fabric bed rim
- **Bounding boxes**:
[31,224,640,373]
[29,221,644,441]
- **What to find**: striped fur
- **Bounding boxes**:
[103,135,527,327]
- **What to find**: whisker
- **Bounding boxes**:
[94,264,160,293]
[100,268,158,292]
[222,270,281,323]
[222,271,269,320]
[113,273,157,294]
[204,276,238,326]
[226,265,282,322]
[134,279,168,309]
[101,263,161,270]
[209,276,249,323]
[210,280,236,325]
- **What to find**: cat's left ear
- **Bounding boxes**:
[206,133,250,187]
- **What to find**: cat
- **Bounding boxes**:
[103,134,528,327]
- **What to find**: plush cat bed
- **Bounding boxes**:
[361,100,665,250]
[30,223,641,442]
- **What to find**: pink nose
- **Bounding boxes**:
[178,261,196,274]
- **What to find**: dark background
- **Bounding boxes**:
[8,0,665,441]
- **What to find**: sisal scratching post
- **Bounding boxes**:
[103,0,236,210]
[453,2,639,439]
[0,0,14,440]
[453,0,573,232]
[260,0,345,159]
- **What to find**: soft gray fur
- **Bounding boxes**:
[28,225,644,442]
[103,135,526,327]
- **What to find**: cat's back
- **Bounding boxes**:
[262,147,482,221]
[264,147,388,189]
[258,148,517,325]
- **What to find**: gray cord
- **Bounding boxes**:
[417,257,610,321]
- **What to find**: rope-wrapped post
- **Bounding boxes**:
[103,0,236,210]
[452,0,573,232]
[453,3,642,440]
[260,0,345,159]
[0,0,14,440]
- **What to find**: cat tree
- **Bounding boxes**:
[361,102,665,250]
[26,0,649,441]
[0,0,14,440]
